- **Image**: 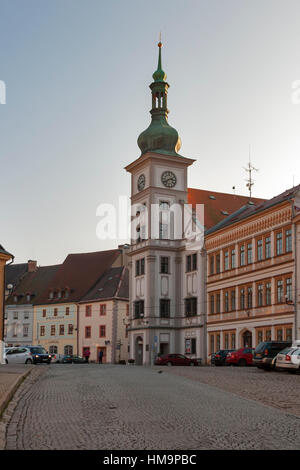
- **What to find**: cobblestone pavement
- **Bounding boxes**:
[4,364,300,450]
[163,365,300,417]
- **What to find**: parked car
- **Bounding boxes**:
[275,346,300,373]
[5,346,51,364]
[155,354,199,366]
[253,341,292,370]
[226,348,254,366]
[61,355,86,364]
[50,353,66,363]
[212,349,235,366]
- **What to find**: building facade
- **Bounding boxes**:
[0,244,13,363]
[206,186,300,358]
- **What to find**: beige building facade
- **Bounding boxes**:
[206,186,300,359]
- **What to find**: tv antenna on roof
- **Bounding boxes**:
[244,145,258,198]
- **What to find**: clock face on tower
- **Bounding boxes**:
[137,174,146,191]
[161,171,177,188]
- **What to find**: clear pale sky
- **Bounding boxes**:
[1,0,300,265]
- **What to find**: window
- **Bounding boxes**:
[64,345,73,355]
[51,325,55,336]
[210,295,214,314]
[265,236,271,259]
[286,229,292,253]
[186,254,197,271]
[210,335,214,354]
[13,311,18,320]
[257,330,263,344]
[231,290,236,311]
[135,258,145,276]
[99,325,106,338]
[185,298,197,317]
[240,245,245,266]
[24,311,29,320]
[40,326,45,337]
[126,304,129,317]
[85,305,92,317]
[257,239,263,261]
[49,345,58,354]
[286,328,293,341]
[224,251,229,271]
[286,278,292,302]
[23,325,29,337]
[247,243,252,264]
[159,223,169,239]
[224,333,229,349]
[210,256,214,275]
[216,254,220,273]
[276,232,283,255]
[231,333,236,349]
[85,326,91,338]
[240,288,245,309]
[66,307,70,315]
[160,299,170,318]
[192,253,197,271]
[216,334,220,351]
[266,282,272,305]
[277,280,283,303]
[54,308,58,317]
[257,284,263,307]
[68,324,73,335]
[265,329,272,341]
[231,249,236,269]
[42,309,46,317]
[247,286,253,308]
[134,300,144,319]
[100,304,106,316]
[59,324,65,336]
[160,257,169,274]
[216,293,221,313]
[224,292,229,313]
[276,329,283,341]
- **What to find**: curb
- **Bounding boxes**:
[0,369,33,419]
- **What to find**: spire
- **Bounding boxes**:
[137,40,181,156]
[152,40,167,82]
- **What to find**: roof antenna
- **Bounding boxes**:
[244,145,258,199]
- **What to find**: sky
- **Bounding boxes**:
[1,0,300,265]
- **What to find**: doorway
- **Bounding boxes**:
[242,330,252,348]
[135,336,143,365]
[97,346,107,363]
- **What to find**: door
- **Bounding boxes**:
[97,347,107,363]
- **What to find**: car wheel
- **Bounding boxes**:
[25,359,32,364]
[167,361,172,366]
[238,358,247,367]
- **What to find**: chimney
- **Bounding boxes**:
[28,260,37,273]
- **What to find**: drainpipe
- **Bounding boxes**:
[1,256,14,364]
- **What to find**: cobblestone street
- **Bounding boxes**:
[4,364,300,450]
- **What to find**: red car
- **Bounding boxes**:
[226,348,254,366]
[155,354,199,366]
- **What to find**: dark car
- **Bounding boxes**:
[212,350,235,366]
[253,341,292,370]
[155,354,199,366]
[62,355,86,364]
[28,346,52,364]
[226,348,254,366]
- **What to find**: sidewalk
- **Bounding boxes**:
[0,365,33,417]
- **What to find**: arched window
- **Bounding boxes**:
[64,345,73,356]
[49,345,58,354]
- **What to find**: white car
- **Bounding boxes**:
[276,345,300,373]
[5,347,33,364]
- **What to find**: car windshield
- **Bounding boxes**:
[31,347,47,354]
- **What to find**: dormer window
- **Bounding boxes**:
[49,292,54,300]
[26,293,31,302]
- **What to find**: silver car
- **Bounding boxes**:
[5,346,33,364]
[276,346,300,373]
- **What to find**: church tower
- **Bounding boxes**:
[125,42,205,365]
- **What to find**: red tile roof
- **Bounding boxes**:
[80,266,128,303]
[187,188,265,230]
[34,249,121,305]
[6,265,60,306]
